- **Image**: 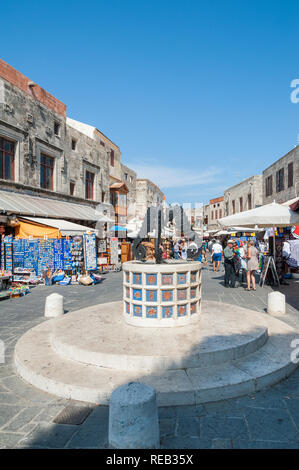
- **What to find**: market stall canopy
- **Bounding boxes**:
[0,189,107,221]
[215,227,264,236]
[17,217,96,237]
[218,202,299,228]
[228,226,264,232]
[282,196,299,212]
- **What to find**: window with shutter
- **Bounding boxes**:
[0,137,15,181]
[276,168,284,192]
[288,162,293,188]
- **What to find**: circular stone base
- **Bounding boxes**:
[14,300,298,406]
[51,301,268,371]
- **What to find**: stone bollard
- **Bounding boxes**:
[109,381,160,449]
[44,293,64,318]
[267,291,286,315]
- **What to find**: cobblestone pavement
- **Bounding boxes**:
[0,263,298,449]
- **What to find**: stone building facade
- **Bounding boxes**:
[121,164,137,219]
[204,196,224,231]
[263,146,299,205]
[0,59,139,227]
[135,179,164,220]
[224,175,263,216]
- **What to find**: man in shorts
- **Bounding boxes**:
[211,239,223,272]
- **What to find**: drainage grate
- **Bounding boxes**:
[53,405,95,425]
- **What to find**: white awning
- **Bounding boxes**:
[0,189,107,221]
[218,202,299,228]
[21,217,96,236]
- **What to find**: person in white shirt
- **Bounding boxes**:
[211,239,223,272]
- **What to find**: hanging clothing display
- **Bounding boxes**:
[283,239,299,268]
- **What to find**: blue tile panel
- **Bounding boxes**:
[146,290,157,302]
[162,274,173,285]
[146,274,157,285]
[177,304,187,316]
[133,289,142,301]
[146,306,158,318]
[133,304,142,317]
[162,290,173,302]
[162,306,173,318]
[177,273,187,284]
[177,289,187,301]
[133,272,142,285]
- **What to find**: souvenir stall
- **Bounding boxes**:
[218,201,299,288]
[0,217,105,292]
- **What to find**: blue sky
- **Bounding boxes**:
[1,0,299,204]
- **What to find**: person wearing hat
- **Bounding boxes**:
[223,239,236,287]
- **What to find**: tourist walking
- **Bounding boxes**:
[211,239,223,272]
[239,241,247,284]
[173,240,180,260]
[180,241,188,260]
[202,240,208,267]
[246,240,259,291]
[223,239,236,287]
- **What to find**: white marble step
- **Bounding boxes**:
[50,301,269,371]
[14,317,298,406]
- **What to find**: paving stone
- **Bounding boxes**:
[222,389,289,411]
[83,405,109,425]
[232,439,299,449]
[34,405,69,423]
[0,376,54,404]
[0,392,26,405]
[175,404,206,417]
[0,432,24,449]
[19,422,39,435]
[3,407,42,432]
[16,423,78,448]
[176,417,200,438]
[200,415,249,440]
[0,405,23,428]
[212,438,233,449]
[284,398,299,429]
[245,407,299,442]
[159,418,176,438]
[203,400,244,416]
[0,365,15,379]
[65,422,108,449]
[158,406,176,419]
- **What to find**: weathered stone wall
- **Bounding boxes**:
[224,175,263,216]
[66,123,110,203]
[0,72,111,207]
[135,179,164,220]
[263,147,299,204]
[0,59,66,117]
[121,164,137,219]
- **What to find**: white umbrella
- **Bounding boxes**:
[218,202,299,228]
